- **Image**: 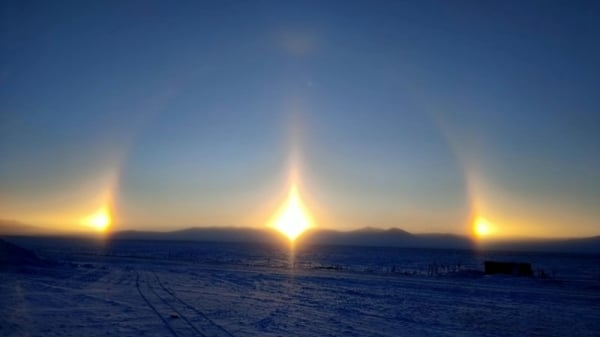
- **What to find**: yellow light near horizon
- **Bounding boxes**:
[85,208,111,232]
[272,185,312,241]
[474,217,495,237]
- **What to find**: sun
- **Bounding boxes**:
[272,185,312,241]
[474,217,495,237]
[85,207,111,232]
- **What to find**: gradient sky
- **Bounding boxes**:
[1,0,599,238]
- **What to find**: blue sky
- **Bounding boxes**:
[1,0,599,237]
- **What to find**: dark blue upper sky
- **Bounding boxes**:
[1,0,599,237]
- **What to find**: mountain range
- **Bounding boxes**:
[108,226,600,253]
[2,220,599,253]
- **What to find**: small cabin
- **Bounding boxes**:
[484,261,533,277]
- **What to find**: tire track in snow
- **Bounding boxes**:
[152,272,236,337]
[135,272,178,337]
[144,273,208,337]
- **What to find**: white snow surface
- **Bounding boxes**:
[1,239,599,337]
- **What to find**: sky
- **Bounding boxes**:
[1,0,599,238]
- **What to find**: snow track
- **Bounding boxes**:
[1,241,599,337]
[135,271,234,337]
[135,271,180,337]
[152,272,235,337]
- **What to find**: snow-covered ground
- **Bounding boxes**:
[1,239,599,336]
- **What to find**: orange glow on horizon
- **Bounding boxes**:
[270,184,313,241]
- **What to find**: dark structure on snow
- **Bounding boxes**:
[484,261,533,277]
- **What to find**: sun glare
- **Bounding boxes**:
[272,185,312,241]
[474,217,495,237]
[85,208,111,232]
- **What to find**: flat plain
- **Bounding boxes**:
[1,239,599,337]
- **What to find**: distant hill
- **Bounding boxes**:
[109,227,600,253]
[482,236,600,254]
[110,226,475,249]
[5,221,598,253]
[298,227,412,247]
[0,238,47,267]
[0,219,46,236]
[111,227,280,243]
[297,228,473,249]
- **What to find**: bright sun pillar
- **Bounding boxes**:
[272,185,312,241]
[85,207,111,232]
